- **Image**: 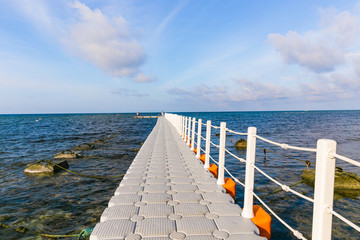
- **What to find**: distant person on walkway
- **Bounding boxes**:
[137,112,139,117]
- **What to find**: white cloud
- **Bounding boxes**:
[66,1,146,78]
[111,88,148,97]
[14,0,153,82]
[299,71,360,101]
[168,79,293,105]
[229,79,293,101]
[320,8,360,46]
[11,0,64,36]
[349,53,360,76]
[268,8,360,73]
[133,73,157,83]
[168,72,360,107]
[154,0,188,37]
[268,31,345,73]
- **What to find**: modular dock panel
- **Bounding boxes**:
[90,117,265,240]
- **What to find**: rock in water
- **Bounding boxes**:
[90,139,105,145]
[54,150,81,159]
[302,167,360,193]
[235,139,247,149]
[24,161,69,174]
[73,143,94,150]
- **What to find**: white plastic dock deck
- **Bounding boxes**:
[90,117,265,240]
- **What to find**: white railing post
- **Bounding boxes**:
[180,116,183,137]
[312,139,337,240]
[176,115,181,135]
[184,117,188,142]
[187,117,191,146]
[182,116,185,139]
[196,119,202,159]
[242,127,257,218]
[191,118,196,150]
[204,120,211,168]
[217,122,226,185]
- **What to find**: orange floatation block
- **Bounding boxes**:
[222,177,236,198]
[251,205,272,240]
[193,147,197,154]
[208,163,218,178]
[199,154,206,164]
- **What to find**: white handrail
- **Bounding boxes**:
[209,140,219,148]
[204,120,211,168]
[242,127,257,218]
[199,146,205,154]
[330,209,360,232]
[330,152,360,167]
[196,119,202,159]
[164,113,360,239]
[217,122,226,185]
[253,192,307,240]
[191,117,196,151]
[256,135,317,152]
[254,165,314,203]
[312,139,336,239]
[209,154,219,165]
[224,166,245,187]
[225,148,246,163]
[184,117,188,143]
[187,117,191,146]
[227,128,247,136]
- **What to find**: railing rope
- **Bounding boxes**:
[254,165,314,203]
[330,152,360,167]
[191,118,196,150]
[227,128,247,136]
[196,119,202,159]
[217,122,226,185]
[242,126,257,218]
[204,120,211,169]
[256,135,316,153]
[312,139,337,240]
[225,148,246,163]
[253,192,307,240]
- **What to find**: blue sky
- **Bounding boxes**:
[1,0,360,113]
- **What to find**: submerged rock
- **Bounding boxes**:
[90,139,105,145]
[24,161,69,174]
[302,167,360,193]
[215,133,232,137]
[54,150,81,159]
[235,139,247,149]
[73,143,94,150]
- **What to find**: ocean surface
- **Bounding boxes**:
[0,111,359,239]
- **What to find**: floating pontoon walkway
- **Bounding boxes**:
[90,117,265,240]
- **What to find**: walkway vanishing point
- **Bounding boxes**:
[90,116,266,240]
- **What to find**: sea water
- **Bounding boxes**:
[0,111,359,239]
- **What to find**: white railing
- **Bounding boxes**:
[164,113,360,240]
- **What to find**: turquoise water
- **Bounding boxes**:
[0,111,359,239]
